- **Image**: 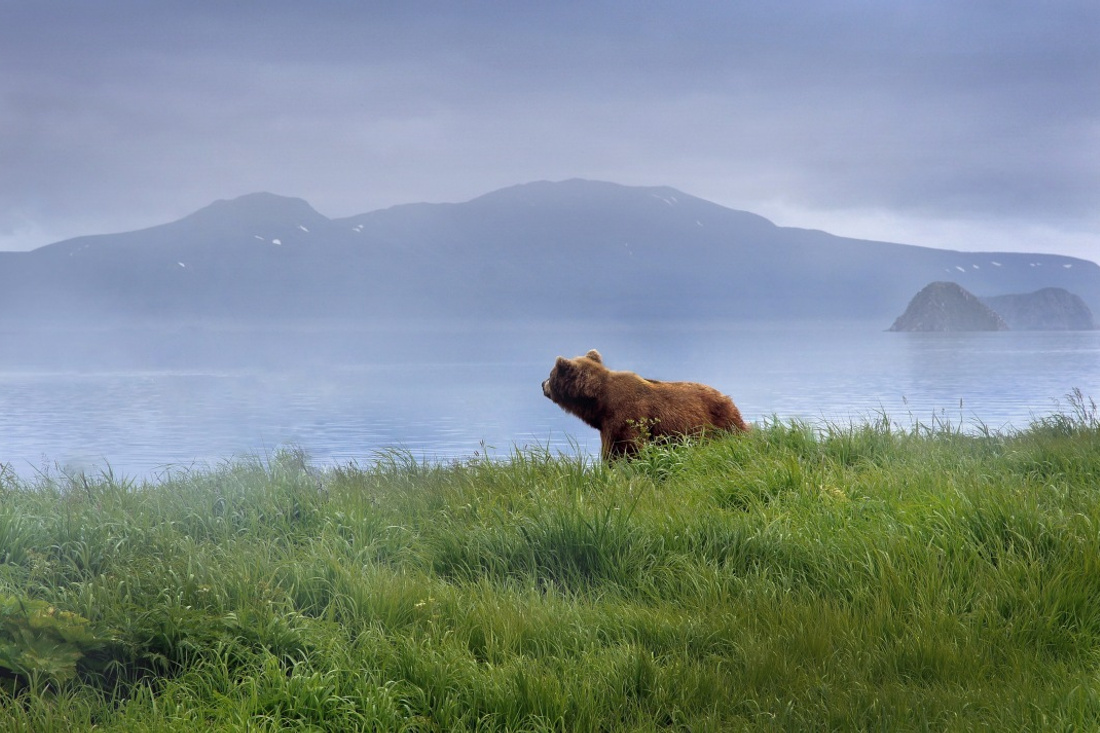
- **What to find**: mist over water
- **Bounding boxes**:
[1,319,1097,480]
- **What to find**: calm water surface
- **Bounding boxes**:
[1,320,1097,479]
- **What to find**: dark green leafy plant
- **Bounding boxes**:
[0,595,110,686]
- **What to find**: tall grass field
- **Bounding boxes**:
[2,393,1100,730]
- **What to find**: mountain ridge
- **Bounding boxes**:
[1,179,1097,324]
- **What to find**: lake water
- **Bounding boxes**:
[1,320,1097,480]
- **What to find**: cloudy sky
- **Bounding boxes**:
[2,1,1098,261]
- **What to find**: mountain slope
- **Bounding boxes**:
[1,180,1096,323]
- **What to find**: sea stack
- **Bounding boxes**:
[889,282,1009,332]
[981,288,1097,330]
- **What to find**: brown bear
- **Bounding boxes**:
[542,349,749,460]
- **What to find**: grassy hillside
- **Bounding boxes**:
[2,396,1100,730]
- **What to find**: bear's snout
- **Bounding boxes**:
[542,379,552,399]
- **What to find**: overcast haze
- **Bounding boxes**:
[2,2,1098,261]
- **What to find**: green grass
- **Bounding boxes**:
[2,400,1100,730]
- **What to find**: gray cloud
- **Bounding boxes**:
[2,1,1098,259]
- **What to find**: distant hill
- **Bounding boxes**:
[889,282,1009,332]
[1,180,1097,324]
[982,288,1096,330]
[890,283,1097,331]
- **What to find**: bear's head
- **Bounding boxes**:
[542,350,605,421]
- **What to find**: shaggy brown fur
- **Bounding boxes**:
[542,349,749,460]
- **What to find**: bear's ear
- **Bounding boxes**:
[555,356,572,371]
[585,349,603,364]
